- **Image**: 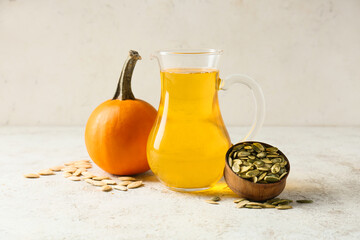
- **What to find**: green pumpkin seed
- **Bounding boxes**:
[228,158,233,167]
[233,145,244,151]
[263,204,276,208]
[272,199,292,205]
[254,160,264,167]
[296,200,313,203]
[258,172,267,181]
[211,196,221,202]
[253,143,265,152]
[256,152,267,158]
[246,169,260,177]
[233,198,246,203]
[266,147,278,152]
[245,205,262,209]
[236,200,249,208]
[252,176,258,183]
[244,146,252,150]
[264,176,280,183]
[240,165,252,173]
[262,158,272,164]
[267,154,279,158]
[238,151,250,157]
[248,155,256,160]
[276,205,292,210]
[279,172,288,179]
[271,163,281,174]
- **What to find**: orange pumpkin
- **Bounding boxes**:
[85,50,157,175]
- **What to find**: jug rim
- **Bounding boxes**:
[155,49,223,56]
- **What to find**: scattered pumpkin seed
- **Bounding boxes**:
[296,200,313,203]
[68,176,81,181]
[118,176,137,181]
[102,180,116,185]
[127,181,143,189]
[205,200,219,205]
[101,185,112,192]
[114,185,128,191]
[91,181,106,186]
[211,196,221,202]
[276,205,292,210]
[92,176,110,181]
[38,169,55,176]
[63,172,72,178]
[118,181,132,186]
[24,173,40,178]
[50,166,64,172]
[235,200,249,208]
[233,198,246,203]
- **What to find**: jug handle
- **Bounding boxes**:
[220,74,266,141]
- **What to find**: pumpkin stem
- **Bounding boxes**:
[112,50,142,100]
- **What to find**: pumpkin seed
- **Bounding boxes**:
[73,169,83,176]
[205,200,219,205]
[50,166,64,172]
[235,200,249,208]
[263,204,276,208]
[118,181,132,186]
[24,173,40,178]
[102,180,116,185]
[38,169,55,176]
[271,163,281,174]
[258,172,267,181]
[253,143,265,152]
[92,176,110,181]
[279,172,288,179]
[272,199,292,205]
[68,176,81,181]
[262,158,272,164]
[63,172,72,178]
[264,176,280,183]
[240,165,252,173]
[266,147,278,152]
[127,181,143,189]
[257,166,270,171]
[211,196,221,202]
[114,185,128,191]
[245,169,259,177]
[276,205,292,210]
[101,185,112,192]
[244,146,252,150]
[232,163,240,173]
[246,202,266,207]
[245,205,262,209]
[248,155,256,160]
[267,154,279,158]
[256,152,266,158]
[228,158,233,167]
[252,176,258,183]
[91,181,106,186]
[238,151,250,157]
[62,167,77,173]
[84,179,94,184]
[118,176,137,181]
[296,200,313,203]
[233,198,246,203]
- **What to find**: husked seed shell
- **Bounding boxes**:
[50,166,64,171]
[102,180,116,185]
[92,176,110,181]
[63,172,72,178]
[101,185,112,192]
[24,173,40,178]
[127,181,143,189]
[73,169,83,176]
[92,181,106,186]
[114,185,127,191]
[118,176,137,181]
[118,181,132,186]
[68,176,81,181]
[62,167,77,173]
[38,169,55,176]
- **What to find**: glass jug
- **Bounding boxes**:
[147,49,265,191]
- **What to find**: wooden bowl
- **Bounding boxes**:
[223,141,290,201]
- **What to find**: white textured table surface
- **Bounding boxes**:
[0,127,359,240]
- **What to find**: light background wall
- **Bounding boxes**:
[1,0,359,126]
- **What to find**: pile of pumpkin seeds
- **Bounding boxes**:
[228,142,288,183]
[24,160,143,192]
